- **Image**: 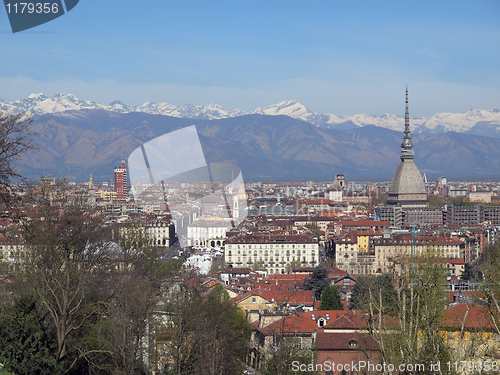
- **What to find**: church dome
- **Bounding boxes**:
[389,159,425,194]
[387,87,428,207]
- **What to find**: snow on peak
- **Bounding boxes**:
[28,93,46,99]
[0,93,498,134]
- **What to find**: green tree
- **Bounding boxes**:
[460,262,482,281]
[319,284,342,310]
[8,181,170,374]
[350,274,397,314]
[0,294,60,375]
[303,267,329,299]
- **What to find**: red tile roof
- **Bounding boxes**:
[442,304,496,330]
[259,310,346,335]
[315,331,379,351]
[323,311,398,330]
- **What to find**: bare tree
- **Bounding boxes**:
[365,251,454,374]
[0,111,35,186]
[162,279,252,375]
[18,181,115,373]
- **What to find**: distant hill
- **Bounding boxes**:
[14,110,500,183]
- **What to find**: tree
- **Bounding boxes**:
[285,259,302,274]
[263,339,317,375]
[350,274,397,314]
[371,192,388,206]
[16,182,115,372]
[0,112,35,187]
[365,252,454,374]
[252,260,266,271]
[480,244,500,335]
[0,293,60,374]
[9,181,171,374]
[302,267,329,299]
[319,284,342,310]
[209,260,227,275]
[321,257,336,268]
[460,262,482,281]
[163,278,252,375]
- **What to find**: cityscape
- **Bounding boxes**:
[2,89,500,374]
[2,1,500,374]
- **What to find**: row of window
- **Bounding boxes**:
[227,244,312,250]
[229,256,312,262]
[228,249,312,256]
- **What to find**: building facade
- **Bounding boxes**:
[114,159,127,200]
[225,232,319,275]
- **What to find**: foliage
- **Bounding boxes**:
[7,181,168,374]
[350,274,397,315]
[252,260,267,271]
[263,340,317,375]
[321,257,336,268]
[285,259,302,274]
[0,294,61,375]
[460,262,482,281]
[319,284,342,310]
[209,259,227,275]
[367,252,455,373]
[164,280,252,375]
[480,244,500,335]
[302,267,329,299]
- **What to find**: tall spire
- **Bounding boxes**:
[401,85,414,160]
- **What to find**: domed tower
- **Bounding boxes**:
[387,87,428,207]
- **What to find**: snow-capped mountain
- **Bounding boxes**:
[4,93,109,114]
[1,93,499,135]
[251,99,342,126]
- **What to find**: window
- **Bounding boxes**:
[252,297,256,303]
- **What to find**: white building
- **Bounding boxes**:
[186,217,232,247]
[225,231,319,275]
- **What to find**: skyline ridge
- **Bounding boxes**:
[2,92,500,136]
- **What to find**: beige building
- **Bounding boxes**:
[469,191,492,203]
[373,233,465,274]
[225,231,319,275]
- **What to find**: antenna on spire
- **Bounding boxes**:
[401,85,414,160]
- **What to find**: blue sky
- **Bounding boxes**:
[1,0,499,117]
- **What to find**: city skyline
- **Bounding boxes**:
[1,0,499,117]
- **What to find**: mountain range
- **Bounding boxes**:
[13,108,500,183]
[2,93,500,136]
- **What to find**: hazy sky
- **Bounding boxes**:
[1,0,499,117]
